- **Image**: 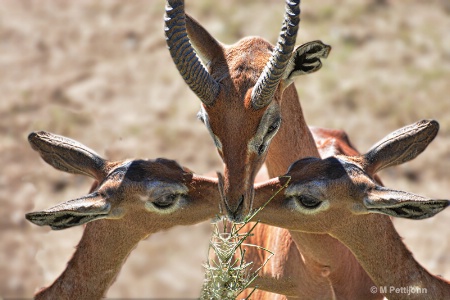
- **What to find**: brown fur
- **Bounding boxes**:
[180,7,379,300]
[253,120,450,299]
[27,132,220,299]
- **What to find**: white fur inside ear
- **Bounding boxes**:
[283,41,331,85]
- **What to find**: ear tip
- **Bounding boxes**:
[322,43,332,56]
[25,211,46,226]
[28,131,51,150]
[422,119,439,127]
[429,119,439,134]
[419,119,439,135]
[27,131,40,146]
[429,119,439,127]
[24,212,33,221]
[420,119,440,143]
[314,40,332,57]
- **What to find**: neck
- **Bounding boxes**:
[266,85,320,176]
[334,214,450,299]
[252,227,338,299]
[260,85,380,299]
[35,220,149,300]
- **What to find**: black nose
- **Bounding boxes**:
[226,195,245,222]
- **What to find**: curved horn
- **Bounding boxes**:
[164,0,220,106]
[251,0,301,109]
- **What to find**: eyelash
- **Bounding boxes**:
[267,122,279,134]
[258,144,266,155]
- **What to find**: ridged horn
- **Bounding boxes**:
[251,0,301,109]
[164,0,220,106]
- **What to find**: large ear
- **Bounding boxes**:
[25,192,110,230]
[28,131,108,181]
[185,13,224,66]
[283,40,331,86]
[362,119,439,175]
[364,187,449,220]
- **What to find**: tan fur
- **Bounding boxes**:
[253,120,450,299]
[27,132,220,299]
[239,115,380,299]
[175,5,380,299]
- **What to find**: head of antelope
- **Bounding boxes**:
[165,0,331,221]
[254,120,449,233]
[26,131,219,232]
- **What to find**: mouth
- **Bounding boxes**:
[217,172,246,222]
[224,195,245,222]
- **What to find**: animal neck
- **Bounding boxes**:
[334,213,450,299]
[250,226,338,299]
[261,85,380,299]
[265,85,320,177]
[35,219,149,300]
[287,230,380,299]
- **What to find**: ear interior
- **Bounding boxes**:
[364,188,449,220]
[284,40,331,82]
[25,193,111,230]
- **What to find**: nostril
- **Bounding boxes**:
[238,195,244,208]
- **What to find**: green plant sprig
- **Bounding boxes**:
[200,176,291,299]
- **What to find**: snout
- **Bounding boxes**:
[223,194,245,222]
[217,173,254,222]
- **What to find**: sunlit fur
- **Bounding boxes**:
[181,8,330,220]
[26,131,220,299]
[253,120,450,299]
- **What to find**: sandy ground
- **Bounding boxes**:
[1,0,449,298]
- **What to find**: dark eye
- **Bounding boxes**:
[153,194,180,209]
[258,144,266,155]
[297,195,322,209]
[267,122,279,134]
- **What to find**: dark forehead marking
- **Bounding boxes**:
[113,159,184,183]
[126,160,154,182]
[288,157,348,182]
[319,157,348,180]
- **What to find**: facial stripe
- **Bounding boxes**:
[247,103,281,155]
[198,106,223,151]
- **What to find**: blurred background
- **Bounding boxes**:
[1,0,449,298]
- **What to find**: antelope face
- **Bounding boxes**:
[196,39,283,221]
[26,130,220,231]
[101,159,193,216]
[254,119,449,232]
[165,0,330,222]
[258,157,362,233]
[255,156,449,233]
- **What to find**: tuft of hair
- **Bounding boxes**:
[200,218,273,300]
[200,177,289,299]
